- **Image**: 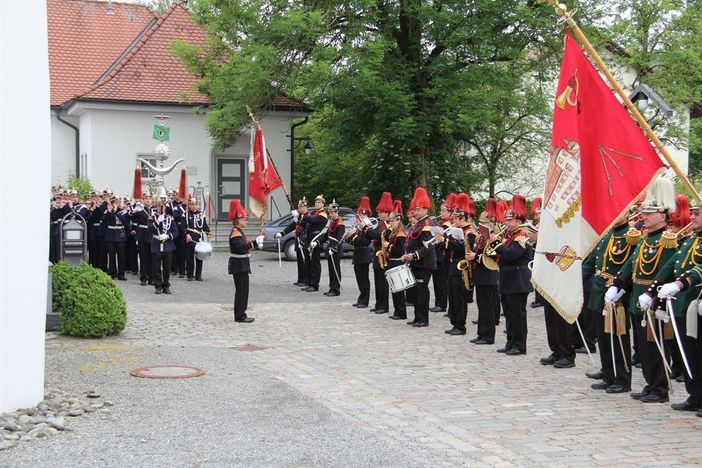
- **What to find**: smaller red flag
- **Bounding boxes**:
[249,128,282,208]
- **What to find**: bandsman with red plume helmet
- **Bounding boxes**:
[228,199,261,324]
[363,191,394,313]
[384,200,408,320]
[348,196,373,308]
[432,193,456,314]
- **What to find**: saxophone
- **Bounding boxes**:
[457,227,474,290]
[376,226,389,269]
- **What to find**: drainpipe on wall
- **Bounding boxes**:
[289,116,309,198]
[55,106,80,178]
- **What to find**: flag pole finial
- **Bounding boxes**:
[244,105,261,129]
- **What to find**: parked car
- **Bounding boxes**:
[262,207,357,260]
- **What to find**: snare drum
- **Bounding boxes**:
[384,264,416,293]
[194,240,213,261]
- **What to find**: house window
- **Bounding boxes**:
[138,154,158,180]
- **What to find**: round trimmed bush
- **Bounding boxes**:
[50,261,73,312]
[59,262,127,338]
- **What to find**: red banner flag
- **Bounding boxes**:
[532,31,666,322]
[248,127,282,218]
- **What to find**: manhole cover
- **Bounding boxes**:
[129,365,205,379]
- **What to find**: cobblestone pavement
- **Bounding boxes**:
[7,251,702,466]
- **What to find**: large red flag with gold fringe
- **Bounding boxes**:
[248,127,282,219]
[532,31,666,323]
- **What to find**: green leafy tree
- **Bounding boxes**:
[177,0,560,202]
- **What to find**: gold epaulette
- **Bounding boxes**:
[422,225,432,232]
[230,229,242,238]
[318,210,328,218]
[626,227,641,246]
[660,230,678,249]
[395,230,407,238]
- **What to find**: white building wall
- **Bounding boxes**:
[0,0,50,412]
[50,112,78,184]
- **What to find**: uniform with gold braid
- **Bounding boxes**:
[471,198,501,344]
[228,199,257,323]
[350,196,373,308]
[385,201,408,320]
[364,191,394,313]
[445,193,476,336]
[302,194,328,292]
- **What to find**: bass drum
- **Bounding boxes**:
[194,240,213,261]
[384,263,416,293]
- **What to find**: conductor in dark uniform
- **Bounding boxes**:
[228,199,264,323]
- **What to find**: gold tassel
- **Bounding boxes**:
[603,307,612,334]
[663,320,675,340]
[615,304,627,336]
[626,227,642,245]
[647,320,654,341]
[660,230,678,249]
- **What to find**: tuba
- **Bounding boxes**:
[481,223,504,270]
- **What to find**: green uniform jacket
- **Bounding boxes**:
[651,232,702,317]
[583,223,634,312]
[614,227,678,316]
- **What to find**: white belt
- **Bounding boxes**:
[230,253,251,259]
[137,224,148,228]
[92,223,101,226]
[187,228,203,234]
[108,226,124,230]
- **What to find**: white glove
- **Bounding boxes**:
[658,282,681,299]
[256,235,264,249]
[637,293,653,310]
[156,233,168,241]
[362,217,371,227]
[697,301,702,317]
[133,204,143,213]
[310,241,318,251]
[275,232,283,240]
[157,215,165,223]
[291,209,298,218]
[604,286,625,305]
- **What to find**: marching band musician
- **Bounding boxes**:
[103,196,130,281]
[132,189,155,286]
[148,201,179,295]
[607,177,679,403]
[86,192,102,268]
[364,192,394,313]
[183,197,212,282]
[402,187,437,328]
[323,200,345,297]
[492,194,533,355]
[384,201,408,320]
[431,194,456,314]
[441,193,476,336]
[166,192,187,278]
[228,199,264,323]
[653,196,702,414]
[349,196,373,308]
[277,197,310,287]
[470,199,500,345]
[304,194,329,292]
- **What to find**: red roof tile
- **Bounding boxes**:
[48,0,156,106]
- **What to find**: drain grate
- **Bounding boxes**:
[129,365,205,379]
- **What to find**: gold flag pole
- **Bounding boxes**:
[540,0,701,203]
[244,105,267,234]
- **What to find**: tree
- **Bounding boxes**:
[178,0,561,203]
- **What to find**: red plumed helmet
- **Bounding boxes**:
[495,200,507,222]
[229,199,247,221]
[410,187,431,210]
[376,191,394,214]
[453,193,470,214]
[178,167,187,199]
[530,197,542,217]
[357,196,372,216]
[466,195,476,218]
[133,167,142,200]
[442,192,457,210]
[393,199,403,217]
[505,194,527,222]
[483,198,497,221]
[671,193,690,229]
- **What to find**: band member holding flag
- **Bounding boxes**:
[642,197,702,412]
[607,178,679,403]
[323,200,345,297]
[228,199,264,324]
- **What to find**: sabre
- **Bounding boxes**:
[617,325,630,374]
[328,248,342,287]
[277,236,282,267]
[608,303,617,379]
[666,298,693,379]
[575,318,596,367]
[645,309,673,374]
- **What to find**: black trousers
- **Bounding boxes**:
[476,285,498,342]
[309,245,322,288]
[373,267,389,311]
[97,238,108,272]
[49,234,59,264]
[127,239,138,272]
[681,316,702,405]
[185,243,203,279]
[88,237,99,267]
[353,263,370,306]
[138,241,152,282]
[502,293,528,352]
[327,252,342,292]
[598,305,631,387]
[634,317,668,396]
[151,251,172,290]
[448,276,466,331]
[411,267,431,324]
[296,241,308,284]
[544,301,575,362]
[432,259,448,309]
[406,285,416,305]
[233,272,250,321]
[106,241,126,277]
[174,242,186,275]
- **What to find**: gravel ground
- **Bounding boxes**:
[1,346,416,467]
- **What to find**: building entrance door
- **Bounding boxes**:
[217,158,246,221]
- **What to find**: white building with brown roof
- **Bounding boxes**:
[49,0,308,221]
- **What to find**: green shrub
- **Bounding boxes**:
[50,261,73,312]
[59,262,127,338]
[66,175,94,200]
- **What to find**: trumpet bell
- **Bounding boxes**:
[481,253,499,271]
